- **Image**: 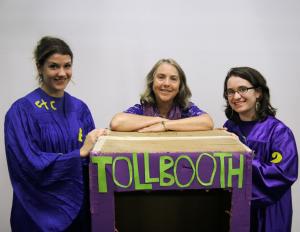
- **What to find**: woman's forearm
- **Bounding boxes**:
[110,112,166,131]
[163,114,214,131]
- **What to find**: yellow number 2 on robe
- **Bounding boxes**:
[271,152,282,164]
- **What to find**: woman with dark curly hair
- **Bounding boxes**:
[110,58,213,132]
[223,66,298,232]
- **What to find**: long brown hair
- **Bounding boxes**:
[140,58,192,109]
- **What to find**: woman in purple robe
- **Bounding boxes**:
[110,58,213,132]
[4,36,106,231]
[223,67,298,232]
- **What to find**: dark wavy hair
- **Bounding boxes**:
[34,36,73,83]
[223,67,276,122]
[140,58,192,109]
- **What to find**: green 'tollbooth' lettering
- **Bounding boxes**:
[174,155,195,188]
[92,152,245,193]
[196,153,217,186]
[214,153,233,188]
[159,156,175,186]
[227,154,244,188]
[112,156,133,188]
[91,156,113,193]
[132,153,152,190]
[144,152,159,183]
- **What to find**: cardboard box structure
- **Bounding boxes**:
[90,130,252,232]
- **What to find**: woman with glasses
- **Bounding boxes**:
[223,66,298,232]
[110,58,213,132]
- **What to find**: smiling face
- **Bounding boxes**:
[39,53,72,97]
[226,75,261,121]
[152,63,180,107]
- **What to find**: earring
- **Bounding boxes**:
[255,101,261,112]
[39,75,43,83]
[229,106,234,119]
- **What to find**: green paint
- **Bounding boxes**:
[159,156,175,186]
[174,155,195,187]
[213,153,233,188]
[91,156,113,193]
[132,153,152,190]
[92,152,246,193]
[227,154,244,188]
[112,156,133,188]
[144,152,159,183]
[196,153,216,186]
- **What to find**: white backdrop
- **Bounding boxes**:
[1,0,299,231]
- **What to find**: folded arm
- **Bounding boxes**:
[110,112,213,132]
[110,112,167,132]
[138,113,214,132]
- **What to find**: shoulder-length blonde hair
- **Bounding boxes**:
[140,58,192,109]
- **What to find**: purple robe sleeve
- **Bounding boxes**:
[252,125,298,206]
[4,93,95,231]
[224,118,298,231]
[124,104,144,115]
[181,102,206,118]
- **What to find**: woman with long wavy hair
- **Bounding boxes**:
[110,58,213,132]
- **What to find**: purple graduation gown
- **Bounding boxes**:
[224,116,298,232]
[4,88,95,232]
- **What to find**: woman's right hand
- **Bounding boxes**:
[80,128,107,157]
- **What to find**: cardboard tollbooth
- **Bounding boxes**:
[90,130,252,232]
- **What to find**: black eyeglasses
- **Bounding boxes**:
[225,86,256,97]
